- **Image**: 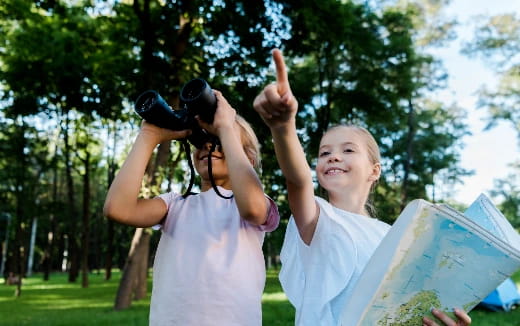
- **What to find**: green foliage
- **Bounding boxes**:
[0,5,102,116]
[255,0,471,217]
[491,163,520,230]
[394,0,458,48]
[462,13,520,135]
[462,11,519,235]
[0,0,502,301]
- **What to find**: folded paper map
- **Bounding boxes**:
[340,194,520,326]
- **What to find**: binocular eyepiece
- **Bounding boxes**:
[134,78,217,149]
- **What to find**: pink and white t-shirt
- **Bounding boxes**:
[149,186,279,326]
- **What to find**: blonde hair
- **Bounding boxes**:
[236,114,261,170]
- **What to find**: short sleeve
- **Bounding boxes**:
[278,217,305,308]
[157,191,182,209]
[279,197,358,314]
[152,192,182,230]
[257,196,280,232]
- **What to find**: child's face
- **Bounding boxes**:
[193,143,229,185]
[316,127,379,195]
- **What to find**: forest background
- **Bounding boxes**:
[0,0,518,309]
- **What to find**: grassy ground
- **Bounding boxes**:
[0,269,519,325]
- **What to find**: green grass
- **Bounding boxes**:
[1,269,519,325]
[0,271,150,325]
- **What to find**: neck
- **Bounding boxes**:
[327,189,369,216]
[200,178,231,192]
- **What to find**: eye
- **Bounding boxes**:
[319,151,330,157]
[344,148,355,153]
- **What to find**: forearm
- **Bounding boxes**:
[270,121,313,187]
[270,121,318,244]
[220,127,268,225]
[103,133,157,224]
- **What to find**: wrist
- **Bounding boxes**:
[136,130,163,147]
[215,121,239,138]
[270,118,297,134]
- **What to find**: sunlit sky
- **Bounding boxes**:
[429,0,519,206]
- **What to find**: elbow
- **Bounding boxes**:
[241,203,270,226]
[242,213,267,226]
[103,201,115,221]
[103,201,126,224]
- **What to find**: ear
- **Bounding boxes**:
[368,162,381,182]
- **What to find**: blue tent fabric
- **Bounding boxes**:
[478,278,520,312]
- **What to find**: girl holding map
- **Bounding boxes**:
[253,48,472,326]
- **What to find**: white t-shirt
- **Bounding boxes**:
[279,196,390,326]
[149,186,279,326]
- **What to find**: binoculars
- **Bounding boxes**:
[134,78,217,149]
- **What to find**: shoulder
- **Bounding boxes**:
[259,195,280,232]
[157,191,192,211]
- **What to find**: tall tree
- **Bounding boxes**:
[462,12,519,219]
[462,13,520,137]
[0,117,49,296]
[0,1,123,286]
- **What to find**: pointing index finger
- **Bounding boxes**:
[272,48,290,95]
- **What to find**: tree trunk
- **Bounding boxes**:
[114,228,150,310]
[105,220,115,281]
[81,150,91,288]
[401,98,416,210]
[0,215,11,277]
[13,209,25,297]
[63,112,79,283]
[112,0,194,309]
[43,157,58,281]
[105,122,118,280]
[26,217,38,276]
[135,231,150,300]
[13,119,28,297]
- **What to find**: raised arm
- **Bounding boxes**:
[197,91,270,226]
[103,122,191,227]
[253,49,318,244]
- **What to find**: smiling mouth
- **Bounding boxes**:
[325,168,346,175]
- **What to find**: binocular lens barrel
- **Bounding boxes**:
[181,78,207,101]
[134,78,218,149]
[135,90,158,113]
[180,78,217,124]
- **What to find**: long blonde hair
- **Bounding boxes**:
[236,114,261,170]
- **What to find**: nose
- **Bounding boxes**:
[327,152,341,163]
[202,142,213,151]
[201,141,223,152]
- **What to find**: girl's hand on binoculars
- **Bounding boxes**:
[196,90,237,138]
[139,121,192,144]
